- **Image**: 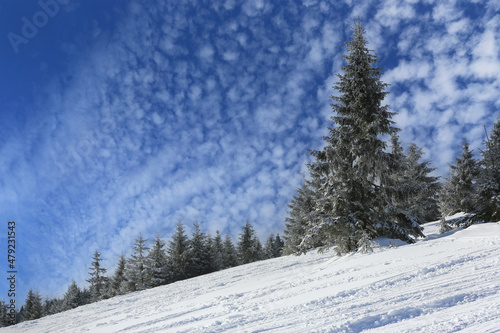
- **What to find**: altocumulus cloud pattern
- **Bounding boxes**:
[0,0,499,298]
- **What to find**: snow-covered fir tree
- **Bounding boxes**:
[147,234,170,287]
[210,230,225,271]
[263,234,284,259]
[86,250,108,302]
[125,234,150,292]
[263,234,275,259]
[80,287,91,306]
[305,22,423,254]
[380,134,423,244]
[188,222,212,278]
[283,176,322,255]
[111,253,128,296]
[22,289,42,321]
[476,115,500,221]
[384,135,439,229]
[62,280,82,311]
[237,220,263,264]
[167,221,191,282]
[405,142,441,222]
[273,234,285,257]
[42,297,63,317]
[222,234,239,268]
[439,140,479,216]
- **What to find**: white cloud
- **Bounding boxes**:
[243,0,268,17]
[223,51,239,61]
[375,0,416,31]
[199,45,215,60]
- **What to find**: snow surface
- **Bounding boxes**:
[4,220,500,332]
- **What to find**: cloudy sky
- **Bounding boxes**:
[0,0,499,300]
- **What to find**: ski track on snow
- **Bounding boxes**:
[3,219,500,333]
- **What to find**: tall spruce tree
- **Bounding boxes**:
[125,234,150,292]
[263,234,284,259]
[86,250,107,302]
[405,143,441,221]
[222,234,239,268]
[210,230,225,271]
[386,136,440,226]
[111,253,128,295]
[167,221,191,282]
[307,22,422,254]
[272,234,284,257]
[476,116,500,221]
[263,234,276,259]
[382,134,419,245]
[79,288,91,306]
[147,234,169,287]
[237,220,262,264]
[188,222,211,278]
[439,140,479,216]
[22,289,42,321]
[283,176,323,255]
[44,298,64,316]
[62,280,82,311]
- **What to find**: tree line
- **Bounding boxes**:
[0,220,283,326]
[438,121,500,232]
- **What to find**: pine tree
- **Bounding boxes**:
[283,177,322,255]
[272,234,284,257]
[382,134,421,240]
[188,222,211,278]
[476,116,500,221]
[42,297,61,317]
[62,280,82,311]
[439,140,479,216]
[405,143,440,222]
[125,234,150,292]
[263,233,284,259]
[17,307,24,324]
[306,22,422,254]
[254,237,264,261]
[210,230,225,271]
[263,234,275,259]
[43,297,64,316]
[79,288,91,306]
[147,234,169,287]
[222,234,239,268]
[237,220,262,264]
[100,278,113,300]
[86,250,108,302]
[22,289,42,321]
[31,292,42,320]
[111,253,128,295]
[384,136,440,229]
[167,221,191,282]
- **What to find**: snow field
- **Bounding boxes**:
[3,220,500,332]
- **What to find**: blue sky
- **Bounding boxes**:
[0,0,499,300]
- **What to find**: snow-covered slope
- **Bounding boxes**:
[4,220,500,332]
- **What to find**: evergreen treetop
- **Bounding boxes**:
[306,21,422,254]
[167,220,191,282]
[86,250,107,302]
